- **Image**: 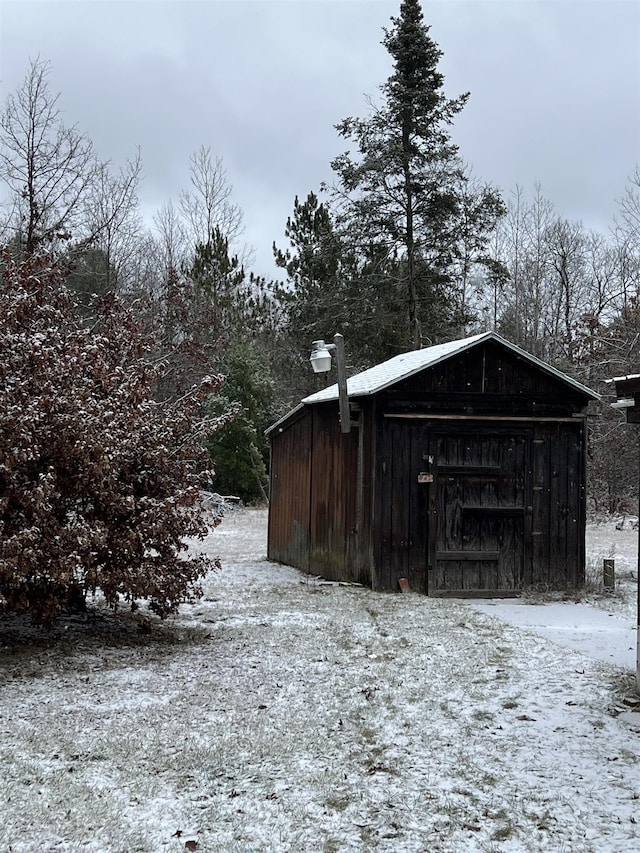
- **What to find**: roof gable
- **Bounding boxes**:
[302,332,599,404]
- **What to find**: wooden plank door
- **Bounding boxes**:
[428,428,532,595]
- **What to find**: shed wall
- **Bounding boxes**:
[530,421,586,587]
[267,409,312,570]
[308,405,362,582]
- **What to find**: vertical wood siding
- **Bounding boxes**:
[530,422,585,587]
[267,410,312,570]
[375,420,429,592]
[309,405,361,582]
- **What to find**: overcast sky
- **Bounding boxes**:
[1,0,639,277]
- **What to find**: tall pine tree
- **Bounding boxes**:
[330,0,503,351]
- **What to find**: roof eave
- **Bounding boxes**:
[264,403,305,436]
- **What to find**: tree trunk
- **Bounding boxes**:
[402,116,420,350]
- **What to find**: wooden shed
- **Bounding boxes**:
[267,332,599,595]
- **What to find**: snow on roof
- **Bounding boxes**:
[302,331,599,405]
[609,374,640,383]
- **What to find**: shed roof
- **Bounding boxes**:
[302,331,599,405]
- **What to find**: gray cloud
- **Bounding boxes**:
[1,0,638,276]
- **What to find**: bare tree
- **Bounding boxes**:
[451,167,506,330]
[179,145,243,247]
[612,168,640,313]
[544,217,586,363]
[520,185,555,355]
[0,58,99,254]
[583,232,623,322]
[153,199,189,280]
[78,149,143,292]
[499,185,528,344]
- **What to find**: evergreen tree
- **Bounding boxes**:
[190,226,246,342]
[274,192,345,337]
[273,192,350,398]
[205,342,276,504]
[329,0,504,351]
[64,246,117,320]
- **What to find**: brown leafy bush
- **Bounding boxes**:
[0,250,225,624]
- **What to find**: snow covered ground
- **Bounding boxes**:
[1,509,639,852]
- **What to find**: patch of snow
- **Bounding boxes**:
[468,599,637,670]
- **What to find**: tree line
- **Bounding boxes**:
[1,0,638,621]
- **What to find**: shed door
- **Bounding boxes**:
[429,429,532,594]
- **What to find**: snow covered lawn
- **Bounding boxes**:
[1,509,639,852]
